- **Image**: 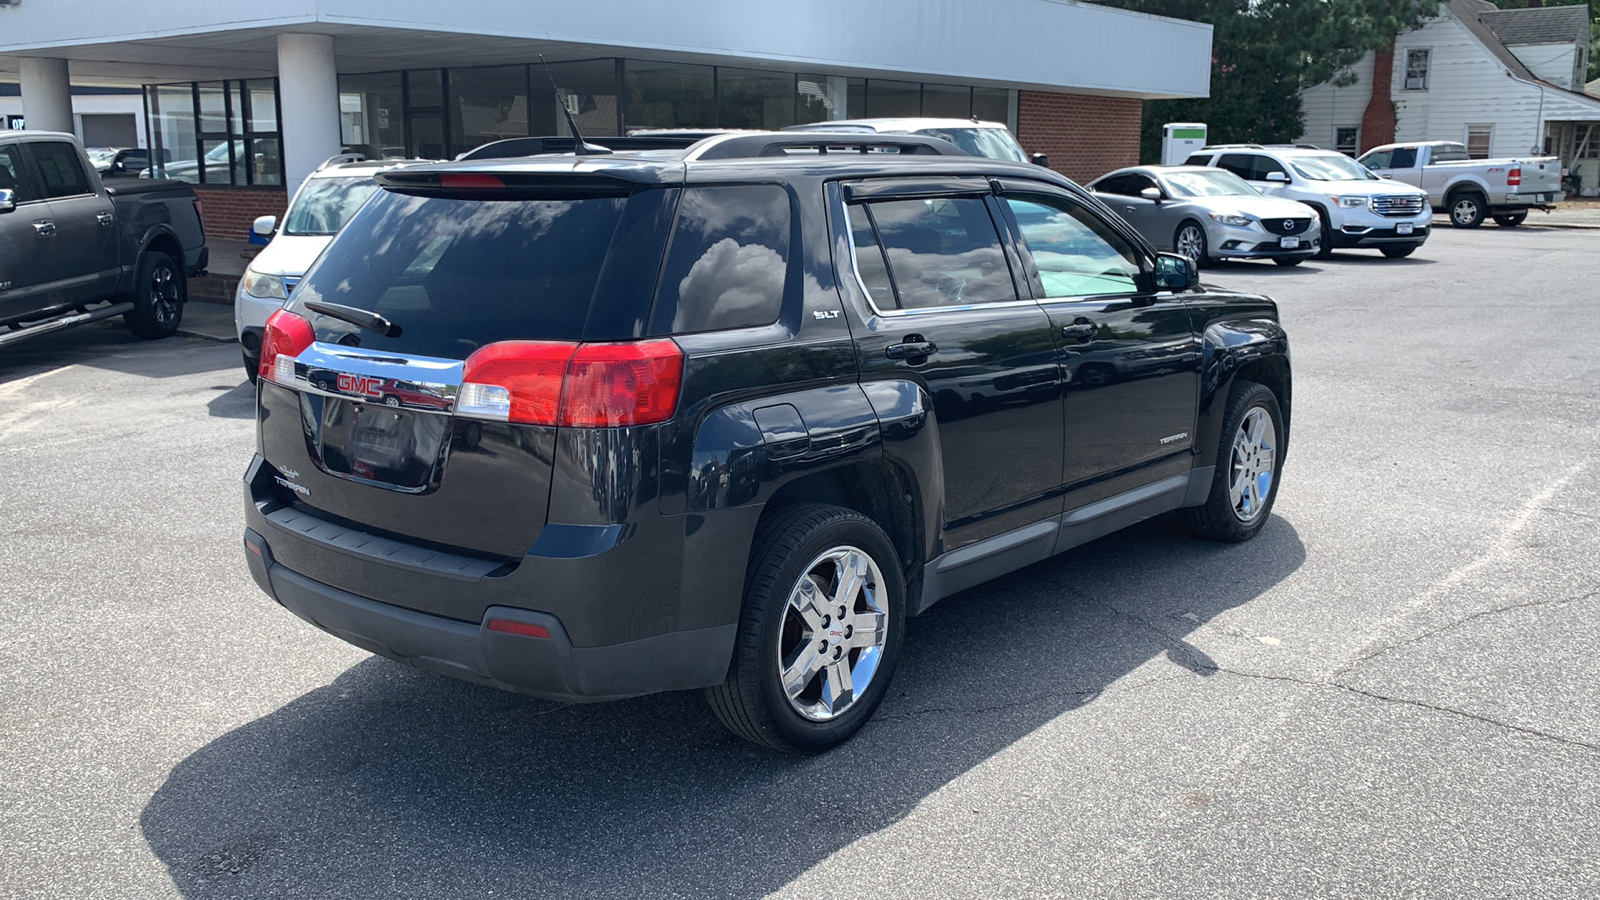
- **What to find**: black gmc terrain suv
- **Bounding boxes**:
[242,133,1290,752]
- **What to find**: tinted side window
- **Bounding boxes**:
[1216,154,1253,179]
[1250,155,1288,181]
[852,196,1016,310]
[650,185,789,334]
[1004,196,1141,298]
[1185,154,1214,166]
[1389,147,1417,168]
[28,142,91,198]
[0,144,37,202]
[1094,173,1155,197]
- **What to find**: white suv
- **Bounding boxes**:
[784,118,1034,164]
[1186,146,1432,259]
[234,156,425,379]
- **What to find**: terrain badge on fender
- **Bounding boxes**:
[1160,432,1189,445]
[273,475,310,497]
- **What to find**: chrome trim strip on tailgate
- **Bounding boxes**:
[289,342,463,414]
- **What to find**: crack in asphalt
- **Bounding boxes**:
[1338,589,1600,671]
[873,672,1193,724]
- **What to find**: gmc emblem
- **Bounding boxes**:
[336,373,383,398]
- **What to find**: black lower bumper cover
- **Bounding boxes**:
[243,529,735,703]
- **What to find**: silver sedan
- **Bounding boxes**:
[1087,166,1322,267]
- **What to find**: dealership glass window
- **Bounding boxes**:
[538,59,621,137]
[623,60,714,130]
[146,79,282,186]
[972,87,1009,125]
[718,67,794,129]
[922,83,971,119]
[339,72,406,158]
[407,69,445,109]
[450,66,530,157]
[866,79,921,117]
[795,74,847,124]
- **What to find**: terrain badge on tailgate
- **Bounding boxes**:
[273,475,310,497]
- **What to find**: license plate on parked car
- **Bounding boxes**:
[1397,223,1414,235]
[1279,237,1299,249]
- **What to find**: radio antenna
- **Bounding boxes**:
[540,55,609,155]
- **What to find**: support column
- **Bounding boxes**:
[19,58,73,135]
[276,33,341,198]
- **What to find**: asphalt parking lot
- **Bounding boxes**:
[2,225,1598,899]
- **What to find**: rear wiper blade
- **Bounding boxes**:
[303,300,402,338]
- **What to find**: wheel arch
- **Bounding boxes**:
[1193,315,1292,472]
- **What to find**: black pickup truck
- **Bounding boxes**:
[242,133,1290,752]
[0,131,207,347]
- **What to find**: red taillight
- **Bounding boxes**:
[259,309,315,385]
[561,340,684,427]
[192,198,205,226]
[458,338,683,428]
[1508,167,1521,186]
[487,618,551,639]
[458,341,576,425]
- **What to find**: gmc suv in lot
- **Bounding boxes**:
[242,133,1292,751]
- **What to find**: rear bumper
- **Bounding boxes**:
[186,245,209,278]
[244,526,735,702]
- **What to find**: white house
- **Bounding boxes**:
[1300,0,1600,195]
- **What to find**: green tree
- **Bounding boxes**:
[1095,0,1442,160]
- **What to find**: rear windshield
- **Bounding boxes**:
[289,189,630,359]
[285,176,382,236]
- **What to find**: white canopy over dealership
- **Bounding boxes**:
[0,0,1211,237]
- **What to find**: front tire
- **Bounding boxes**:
[1174,222,1208,268]
[1272,256,1304,267]
[1448,191,1486,228]
[124,251,185,339]
[707,504,906,753]
[1178,381,1284,543]
[1380,244,1418,259]
[1493,211,1527,227]
[1312,207,1334,259]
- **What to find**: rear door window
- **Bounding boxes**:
[26,142,91,198]
[847,196,1017,310]
[290,189,634,359]
[1389,147,1418,168]
[0,144,38,202]
[649,185,790,334]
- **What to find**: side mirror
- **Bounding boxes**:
[1152,252,1195,292]
[1139,186,1163,203]
[1265,171,1289,183]
[251,215,277,238]
[1030,153,1049,168]
[0,189,14,214]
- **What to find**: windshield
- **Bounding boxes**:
[284,177,382,236]
[912,127,1028,162]
[1164,170,1260,198]
[1289,155,1378,182]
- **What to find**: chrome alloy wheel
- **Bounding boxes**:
[1229,406,1276,524]
[149,263,180,327]
[777,545,889,722]
[1175,224,1205,264]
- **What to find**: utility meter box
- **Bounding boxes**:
[1162,123,1207,166]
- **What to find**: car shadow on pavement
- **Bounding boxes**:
[0,322,240,383]
[139,514,1304,898]
[205,381,256,419]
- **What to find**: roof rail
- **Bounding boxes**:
[458,134,706,161]
[1200,143,1264,150]
[689,132,965,160]
[1263,143,1323,150]
[316,152,368,170]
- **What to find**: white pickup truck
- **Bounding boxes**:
[1357,141,1561,228]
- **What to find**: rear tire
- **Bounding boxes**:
[124,251,185,340]
[707,504,906,753]
[1380,245,1418,259]
[1448,190,1486,228]
[1178,381,1283,544]
[1492,211,1527,227]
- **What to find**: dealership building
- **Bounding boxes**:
[0,0,1211,241]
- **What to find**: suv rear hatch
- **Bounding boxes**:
[253,169,680,565]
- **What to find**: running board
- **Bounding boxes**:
[0,302,135,349]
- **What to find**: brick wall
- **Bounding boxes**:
[1016,92,1144,184]
[192,186,287,244]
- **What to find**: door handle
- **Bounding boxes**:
[885,338,938,360]
[97,212,114,226]
[33,221,56,238]
[1061,320,1097,342]
[1124,206,1136,214]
